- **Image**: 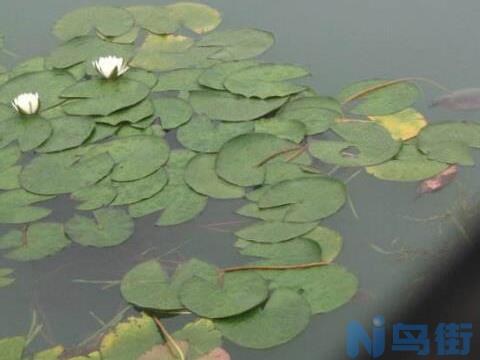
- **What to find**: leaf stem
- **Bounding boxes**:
[153,316,185,360]
[222,261,331,273]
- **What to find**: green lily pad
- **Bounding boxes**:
[185,154,245,199]
[48,36,133,70]
[257,177,346,222]
[0,268,15,288]
[3,223,70,261]
[0,189,53,224]
[301,226,343,262]
[153,97,192,129]
[65,208,134,247]
[166,2,222,34]
[0,165,21,190]
[153,69,204,92]
[20,151,114,195]
[111,168,168,206]
[177,115,253,153]
[121,258,217,311]
[215,288,310,349]
[84,135,169,181]
[71,182,117,211]
[0,71,75,110]
[309,121,401,167]
[235,221,318,243]
[417,122,480,166]
[0,336,26,360]
[235,203,289,221]
[254,117,306,143]
[366,144,448,181]
[53,6,135,40]
[269,265,358,314]
[198,60,259,90]
[179,269,269,318]
[17,116,53,151]
[61,78,151,116]
[216,133,309,187]
[224,63,308,99]
[339,79,421,116]
[235,237,322,266]
[36,116,94,153]
[96,100,154,126]
[125,6,178,34]
[197,29,274,61]
[190,90,287,122]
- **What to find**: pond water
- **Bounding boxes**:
[1,0,480,359]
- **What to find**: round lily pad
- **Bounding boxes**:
[215,288,311,349]
[189,90,287,122]
[309,121,401,167]
[65,208,134,247]
[185,154,245,199]
[153,69,204,92]
[198,60,258,90]
[235,221,318,243]
[0,189,53,224]
[166,2,222,34]
[125,6,178,34]
[257,177,347,222]
[153,97,192,129]
[53,6,135,40]
[179,270,269,318]
[177,115,253,153]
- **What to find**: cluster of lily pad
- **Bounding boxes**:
[0,2,479,359]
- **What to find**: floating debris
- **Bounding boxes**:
[417,165,458,196]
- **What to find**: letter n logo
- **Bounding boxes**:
[347,315,385,358]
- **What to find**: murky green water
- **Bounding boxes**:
[1,0,480,359]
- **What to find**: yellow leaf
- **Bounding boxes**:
[368,108,427,140]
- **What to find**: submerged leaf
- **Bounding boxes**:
[432,88,480,110]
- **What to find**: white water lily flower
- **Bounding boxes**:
[11,92,40,115]
[92,56,130,79]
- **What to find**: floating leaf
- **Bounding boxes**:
[125,6,178,34]
[224,64,308,99]
[254,117,306,143]
[216,133,309,187]
[154,69,204,92]
[33,345,64,360]
[36,116,94,153]
[235,237,322,266]
[215,289,310,349]
[3,223,70,261]
[177,115,253,153]
[65,208,134,248]
[198,60,258,90]
[48,36,133,70]
[166,2,222,34]
[190,90,287,122]
[99,314,162,360]
[0,71,75,110]
[0,165,21,190]
[309,121,401,167]
[366,144,448,181]
[17,116,53,152]
[121,259,217,311]
[197,29,274,61]
[258,177,346,222]
[339,79,421,116]
[84,135,169,181]
[96,100,154,126]
[277,96,341,135]
[61,78,151,116]
[0,268,15,288]
[368,108,427,140]
[417,164,458,195]
[179,269,269,318]
[185,154,245,199]
[53,6,135,40]
[0,337,25,360]
[153,98,192,129]
[235,203,289,222]
[418,122,480,165]
[269,265,358,314]
[20,151,114,195]
[71,183,117,211]
[173,319,222,359]
[235,221,317,243]
[111,169,168,206]
[0,189,53,224]
[301,226,343,262]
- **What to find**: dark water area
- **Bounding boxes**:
[1,1,480,359]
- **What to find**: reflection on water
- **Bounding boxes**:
[1,1,480,359]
